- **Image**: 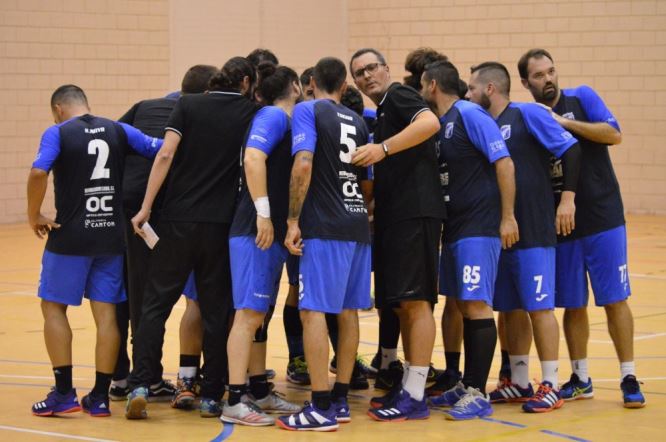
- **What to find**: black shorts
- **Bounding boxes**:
[374,217,441,308]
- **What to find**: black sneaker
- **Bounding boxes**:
[426,368,462,397]
[109,384,129,401]
[426,364,440,388]
[286,355,310,385]
[148,379,177,403]
[350,360,369,390]
[374,360,403,391]
[369,352,381,378]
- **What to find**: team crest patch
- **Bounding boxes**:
[500,125,511,140]
[562,112,575,120]
[444,122,454,139]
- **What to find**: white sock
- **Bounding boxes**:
[620,361,635,380]
[380,347,398,370]
[509,355,530,388]
[401,361,410,387]
[571,359,589,382]
[111,378,127,388]
[403,365,428,401]
[179,366,197,379]
[541,360,559,387]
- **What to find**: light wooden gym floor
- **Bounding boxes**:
[0,214,664,441]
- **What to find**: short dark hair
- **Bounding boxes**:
[256,62,299,105]
[457,79,468,99]
[313,57,347,94]
[471,61,511,96]
[247,48,279,67]
[423,60,460,96]
[208,56,256,92]
[300,67,314,87]
[51,84,88,108]
[181,64,218,94]
[404,47,448,91]
[517,48,554,79]
[341,86,364,117]
[349,48,386,74]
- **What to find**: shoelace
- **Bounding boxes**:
[532,381,553,401]
[453,389,482,408]
[623,377,642,394]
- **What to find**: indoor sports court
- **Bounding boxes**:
[1,1,665,441]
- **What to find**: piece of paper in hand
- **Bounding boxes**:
[141,222,159,249]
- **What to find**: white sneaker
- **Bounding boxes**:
[253,391,301,414]
[220,401,274,426]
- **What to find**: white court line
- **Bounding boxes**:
[0,374,89,381]
[0,290,34,297]
[631,273,666,281]
[594,377,666,382]
[585,332,666,344]
[0,425,118,442]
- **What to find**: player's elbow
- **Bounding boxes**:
[29,168,48,179]
[610,130,622,146]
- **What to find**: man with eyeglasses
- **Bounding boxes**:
[349,48,445,422]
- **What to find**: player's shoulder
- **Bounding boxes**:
[562,85,598,100]
[455,99,490,120]
[257,104,286,119]
[511,101,547,118]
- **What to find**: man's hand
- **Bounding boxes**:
[131,208,151,237]
[29,213,60,239]
[556,191,576,236]
[255,216,274,251]
[352,143,385,167]
[284,219,303,256]
[500,215,519,249]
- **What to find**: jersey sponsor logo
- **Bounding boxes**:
[466,285,480,292]
[253,292,271,299]
[500,125,511,140]
[249,134,268,144]
[536,293,549,302]
[562,112,575,120]
[561,131,573,141]
[489,140,506,153]
[293,132,306,146]
[444,122,454,139]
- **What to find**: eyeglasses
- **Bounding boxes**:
[353,62,385,79]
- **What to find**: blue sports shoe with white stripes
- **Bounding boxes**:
[276,402,339,432]
[429,381,467,407]
[488,380,534,403]
[444,387,493,421]
[367,389,429,422]
[333,397,351,423]
[522,381,564,413]
[32,388,81,416]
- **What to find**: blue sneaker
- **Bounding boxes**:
[444,387,493,421]
[370,383,401,409]
[276,402,339,432]
[333,397,351,423]
[560,373,593,401]
[82,393,111,417]
[429,381,466,407]
[32,388,81,416]
[200,398,223,417]
[522,381,563,413]
[488,380,534,403]
[367,389,429,422]
[125,387,148,419]
[621,375,646,409]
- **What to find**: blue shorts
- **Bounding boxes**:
[38,250,126,306]
[286,254,299,286]
[556,225,631,308]
[182,271,198,301]
[299,239,371,314]
[494,247,555,312]
[230,236,288,313]
[439,237,501,306]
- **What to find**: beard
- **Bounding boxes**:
[479,92,491,110]
[542,82,558,101]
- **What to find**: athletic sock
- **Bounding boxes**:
[402,361,410,386]
[501,350,511,374]
[403,365,428,401]
[509,355,530,388]
[249,374,269,400]
[325,313,339,354]
[620,361,635,380]
[330,382,349,401]
[228,384,245,407]
[179,354,199,379]
[379,308,400,357]
[541,360,559,386]
[312,390,331,410]
[461,318,497,394]
[571,358,589,382]
[91,371,113,397]
[111,378,127,388]
[445,351,461,373]
[53,365,73,394]
[380,347,398,370]
[283,305,304,360]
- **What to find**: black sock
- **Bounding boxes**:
[53,365,73,394]
[461,318,497,394]
[445,352,461,373]
[249,374,269,400]
[500,350,511,373]
[91,371,113,397]
[312,390,331,410]
[228,384,246,406]
[180,354,200,370]
[283,304,304,360]
[325,313,339,353]
[379,308,400,350]
[330,382,349,401]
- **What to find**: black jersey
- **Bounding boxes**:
[32,115,162,255]
[291,99,370,244]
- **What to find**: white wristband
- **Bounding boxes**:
[254,197,271,219]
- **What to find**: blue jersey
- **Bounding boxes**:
[32,114,162,255]
[292,99,371,244]
[438,100,510,243]
[552,86,624,239]
[496,102,577,248]
[230,106,293,243]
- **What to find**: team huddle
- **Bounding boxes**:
[26,46,646,432]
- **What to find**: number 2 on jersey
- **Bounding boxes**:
[88,139,110,179]
[339,123,357,164]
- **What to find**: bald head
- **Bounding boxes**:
[470,62,511,97]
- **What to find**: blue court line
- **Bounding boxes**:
[210,423,234,442]
[540,429,591,442]
[480,416,528,428]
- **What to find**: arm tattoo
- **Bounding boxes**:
[288,152,314,219]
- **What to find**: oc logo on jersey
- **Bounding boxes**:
[500,125,511,140]
[444,122,454,139]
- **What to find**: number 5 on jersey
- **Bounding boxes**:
[339,123,357,164]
